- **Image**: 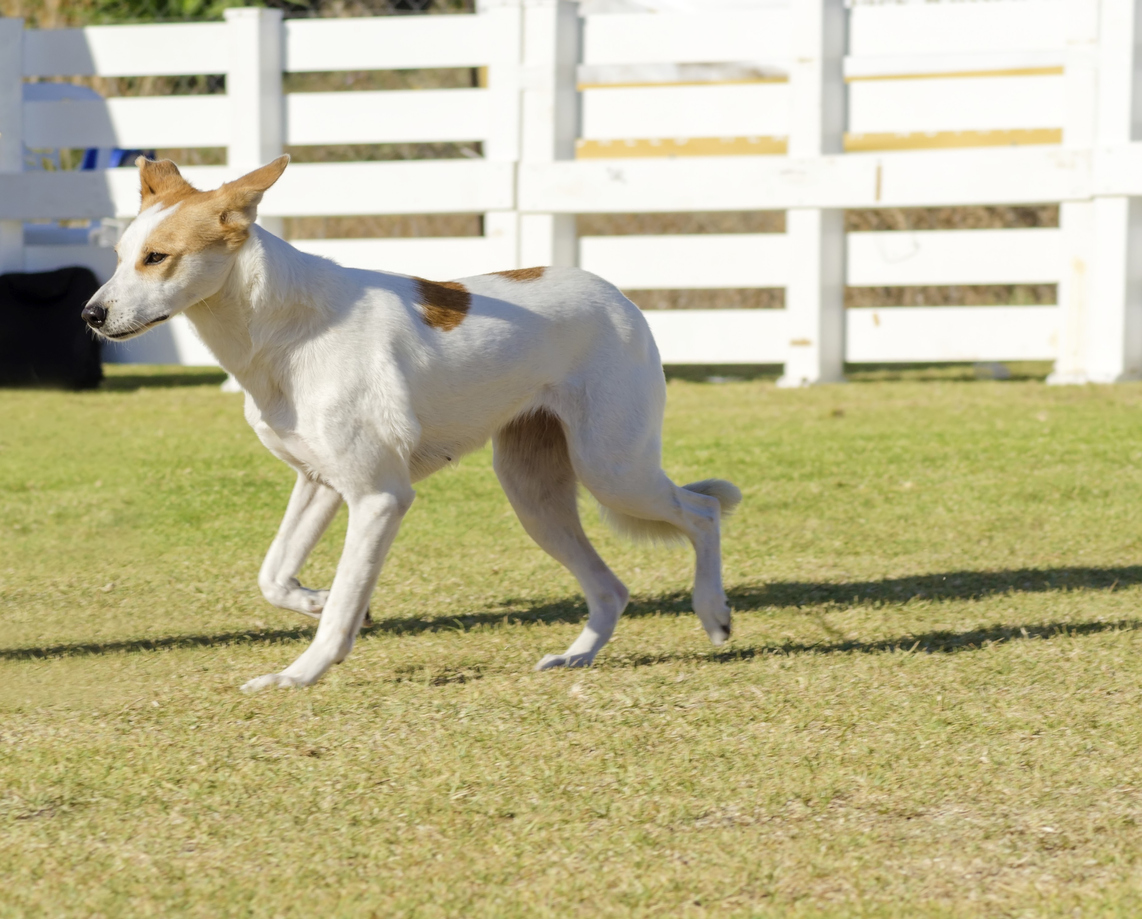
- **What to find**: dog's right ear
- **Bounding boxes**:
[137,157,197,210]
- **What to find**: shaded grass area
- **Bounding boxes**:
[100,363,229,390]
[4,368,1142,916]
[662,361,1054,384]
[6,569,1142,663]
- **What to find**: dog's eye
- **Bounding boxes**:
[144,252,168,266]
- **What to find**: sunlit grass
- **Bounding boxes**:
[3,367,1142,916]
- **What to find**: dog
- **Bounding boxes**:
[81,156,742,691]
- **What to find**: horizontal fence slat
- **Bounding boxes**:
[0,171,133,220]
[283,16,490,72]
[25,245,116,284]
[583,12,791,66]
[579,234,789,289]
[578,61,788,88]
[844,50,1065,81]
[285,89,489,146]
[24,231,1063,292]
[643,309,788,365]
[23,23,229,78]
[847,228,1061,287]
[846,306,1058,363]
[849,0,1065,57]
[0,166,224,220]
[580,229,1061,290]
[293,237,514,278]
[581,84,789,142]
[848,75,1062,135]
[520,147,1093,213]
[13,143,1142,223]
[0,161,512,220]
[260,161,516,217]
[24,96,230,150]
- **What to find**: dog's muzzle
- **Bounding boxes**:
[82,303,107,329]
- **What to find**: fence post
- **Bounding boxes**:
[1085,0,1142,381]
[518,0,579,269]
[225,7,284,239]
[0,19,24,275]
[778,0,846,387]
[1050,0,1104,383]
[480,0,523,270]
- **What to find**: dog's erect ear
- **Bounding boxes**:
[215,156,290,232]
[137,157,197,210]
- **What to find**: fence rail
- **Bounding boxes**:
[2,0,1142,382]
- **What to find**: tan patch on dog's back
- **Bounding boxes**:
[492,266,546,282]
[414,278,470,331]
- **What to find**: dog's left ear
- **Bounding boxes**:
[216,155,290,233]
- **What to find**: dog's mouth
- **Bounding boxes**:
[103,315,171,340]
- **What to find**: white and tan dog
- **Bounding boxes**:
[82,156,741,691]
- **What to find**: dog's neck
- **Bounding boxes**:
[184,225,334,404]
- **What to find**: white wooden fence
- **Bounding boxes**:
[2,0,1141,382]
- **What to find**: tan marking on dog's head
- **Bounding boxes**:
[414,278,470,331]
[491,266,546,282]
[132,156,291,270]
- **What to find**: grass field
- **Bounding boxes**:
[3,366,1142,917]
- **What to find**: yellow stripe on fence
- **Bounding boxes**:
[575,136,788,158]
[843,129,1062,152]
[577,77,788,91]
[845,66,1064,83]
[574,129,1062,160]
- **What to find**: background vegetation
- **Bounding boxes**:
[0,0,471,29]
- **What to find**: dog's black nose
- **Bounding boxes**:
[81,303,107,329]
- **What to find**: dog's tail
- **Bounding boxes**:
[599,478,742,546]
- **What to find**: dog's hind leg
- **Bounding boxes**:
[590,474,734,646]
[493,410,629,671]
[558,371,738,647]
[258,472,342,619]
[243,468,413,691]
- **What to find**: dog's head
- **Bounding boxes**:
[81,156,289,340]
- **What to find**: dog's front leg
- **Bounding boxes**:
[258,472,343,618]
[242,484,413,691]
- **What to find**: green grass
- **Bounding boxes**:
[3,366,1142,917]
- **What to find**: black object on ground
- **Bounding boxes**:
[0,267,102,389]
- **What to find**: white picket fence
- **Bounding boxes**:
[2,0,1141,382]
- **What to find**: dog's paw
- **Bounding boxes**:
[535,652,595,671]
[241,672,305,693]
[696,595,732,647]
[292,587,330,617]
[262,579,330,619]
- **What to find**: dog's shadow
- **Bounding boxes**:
[3,564,1139,665]
[98,369,229,392]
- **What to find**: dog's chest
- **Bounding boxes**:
[249,415,329,483]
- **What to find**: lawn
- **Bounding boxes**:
[3,364,1142,917]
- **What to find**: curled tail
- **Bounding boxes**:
[599,478,742,546]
